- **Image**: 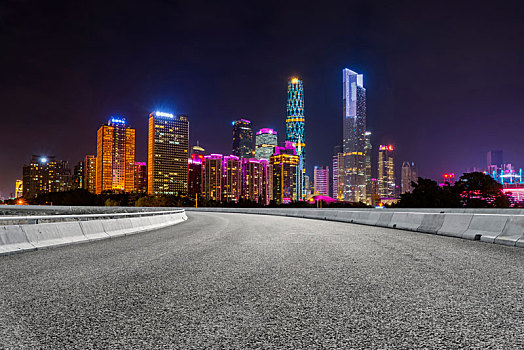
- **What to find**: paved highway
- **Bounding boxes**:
[1,212,523,348]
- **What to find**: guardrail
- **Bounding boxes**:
[187,207,524,248]
[0,208,187,256]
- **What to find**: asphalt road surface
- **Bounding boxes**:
[1,212,523,349]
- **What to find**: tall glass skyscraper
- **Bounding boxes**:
[232,119,253,159]
[285,77,305,200]
[255,128,278,160]
[342,68,367,203]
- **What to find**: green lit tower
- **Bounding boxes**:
[285,77,305,200]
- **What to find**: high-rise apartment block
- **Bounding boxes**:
[401,161,417,194]
[188,154,204,199]
[255,128,278,160]
[72,160,85,190]
[270,142,299,204]
[364,131,372,204]
[202,154,223,202]
[232,119,254,159]
[378,145,395,198]
[222,155,242,202]
[313,166,329,196]
[148,111,189,195]
[341,68,367,203]
[96,117,135,194]
[22,155,72,198]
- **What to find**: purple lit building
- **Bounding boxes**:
[270,142,299,204]
[188,154,204,198]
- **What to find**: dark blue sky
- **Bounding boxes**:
[1,0,524,197]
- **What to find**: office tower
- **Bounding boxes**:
[401,161,417,194]
[84,155,96,193]
[22,155,72,198]
[192,141,205,156]
[203,154,222,201]
[148,111,189,195]
[313,166,329,196]
[332,145,343,199]
[341,68,366,203]
[188,154,204,199]
[96,117,135,194]
[270,142,299,204]
[487,150,503,173]
[15,180,23,198]
[134,162,147,193]
[364,132,372,204]
[255,128,278,160]
[232,119,254,159]
[285,77,306,200]
[72,161,85,190]
[378,145,395,198]
[222,155,242,202]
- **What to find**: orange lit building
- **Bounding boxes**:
[378,145,395,198]
[148,112,189,195]
[96,117,135,194]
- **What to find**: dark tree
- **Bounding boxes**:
[455,172,510,208]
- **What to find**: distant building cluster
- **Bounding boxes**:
[16,70,421,206]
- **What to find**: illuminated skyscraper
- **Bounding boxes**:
[255,128,278,160]
[134,162,147,193]
[313,166,329,196]
[15,180,23,198]
[188,154,204,199]
[22,155,72,198]
[342,68,366,203]
[72,160,85,190]
[364,131,373,204]
[270,142,299,204]
[232,119,254,159]
[191,141,205,156]
[148,112,189,195]
[401,161,417,194]
[285,77,305,200]
[332,145,343,200]
[378,145,395,198]
[84,155,96,193]
[203,154,222,201]
[96,117,135,194]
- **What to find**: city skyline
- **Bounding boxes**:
[2,1,524,197]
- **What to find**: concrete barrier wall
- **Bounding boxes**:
[0,210,187,256]
[187,208,523,249]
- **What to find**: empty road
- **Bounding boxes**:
[1,212,523,349]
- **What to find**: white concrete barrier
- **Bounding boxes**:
[463,215,509,242]
[21,221,86,248]
[493,216,524,246]
[376,212,394,228]
[417,214,445,234]
[79,220,110,241]
[389,212,425,231]
[437,214,474,238]
[101,218,135,237]
[0,225,36,254]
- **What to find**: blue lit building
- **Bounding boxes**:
[285,77,305,200]
[341,68,367,203]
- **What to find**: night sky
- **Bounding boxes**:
[1,0,524,198]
